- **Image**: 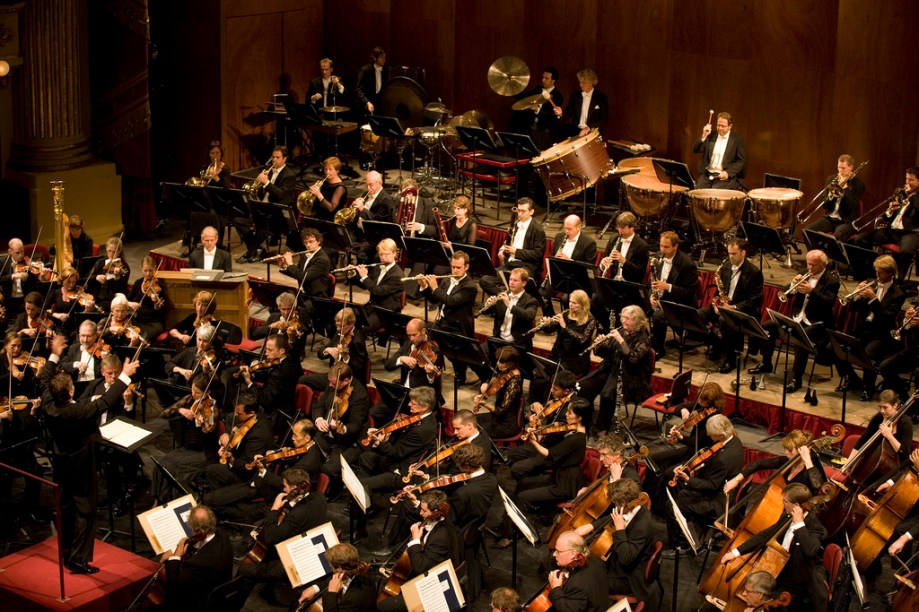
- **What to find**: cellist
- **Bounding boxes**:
[886,449,919,559]
[574,478,660,610]
[718,483,829,610]
[847,389,913,465]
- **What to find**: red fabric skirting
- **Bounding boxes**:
[148,250,187,271]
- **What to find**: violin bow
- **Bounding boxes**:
[26,282,57,359]
[135,258,164,314]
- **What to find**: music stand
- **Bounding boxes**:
[718,307,770,423]
[528,353,564,408]
[373,307,415,350]
[451,243,498,278]
[369,116,408,184]
[842,243,879,281]
[311,298,369,343]
[827,330,874,425]
[205,186,250,249]
[496,132,540,202]
[148,377,193,413]
[765,309,815,440]
[545,258,594,311]
[371,377,411,417]
[659,301,710,373]
[741,221,789,277]
[113,345,174,423]
[428,328,493,411]
[486,337,534,380]
[361,220,406,254]
[300,217,356,255]
[763,173,801,190]
[250,201,298,275]
[595,276,645,329]
[803,229,848,268]
[161,182,211,224]
[76,255,104,282]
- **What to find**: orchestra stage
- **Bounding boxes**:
[0,538,159,611]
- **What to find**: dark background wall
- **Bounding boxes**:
[150,0,919,215]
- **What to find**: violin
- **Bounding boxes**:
[244,442,315,471]
[12,352,46,372]
[328,384,353,434]
[336,330,353,361]
[666,406,718,445]
[408,340,441,375]
[85,338,111,359]
[142,278,164,307]
[361,413,424,447]
[249,357,281,372]
[197,349,218,374]
[0,396,37,411]
[669,439,728,487]
[402,439,472,483]
[473,368,520,414]
[126,383,145,400]
[389,472,474,504]
[110,323,148,346]
[531,391,574,425]
[521,422,578,441]
[190,395,216,433]
[193,313,214,329]
[28,315,55,336]
[220,416,258,464]
[240,480,310,568]
[17,257,56,282]
[102,257,127,279]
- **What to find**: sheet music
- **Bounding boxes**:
[666,488,698,553]
[99,417,154,450]
[138,494,195,554]
[414,571,450,612]
[606,599,633,612]
[499,486,538,545]
[846,534,866,603]
[340,455,369,512]
[279,522,338,587]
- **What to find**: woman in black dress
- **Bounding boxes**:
[126,256,167,341]
[308,156,348,223]
[446,195,477,245]
[475,346,524,440]
[87,236,130,312]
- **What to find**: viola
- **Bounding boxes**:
[525,554,587,612]
[669,439,728,487]
[361,413,423,447]
[102,257,127,279]
[408,340,441,375]
[521,422,578,441]
[473,367,520,414]
[666,406,718,445]
[389,472,474,504]
[0,396,37,411]
[220,416,258,464]
[193,314,214,329]
[245,442,314,471]
[190,395,216,433]
[29,315,55,336]
[197,349,218,374]
[328,384,353,433]
[110,323,147,345]
[127,383,145,400]
[402,439,472,483]
[85,338,111,359]
[12,352,46,372]
[336,330,353,361]
[142,278,164,306]
[17,257,56,282]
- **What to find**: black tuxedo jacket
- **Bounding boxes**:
[718,258,764,317]
[654,251,699,307]
[318,330,369,383]
[551,231,598,264]
[319,573,378,611]
[188,247,233,272]
[691,131,746,180]
[685,435,744,497]
[853,281,907,341]
[260,165,297,207]
[448,471,498,529]
[737,511,827,585]
[358,188,394,223]
[602,233,650,283]
[222,413,274,480]
[883,190,919,232]
[282,248,332,299]
[515,85,563,130]
[789,269,840,327]
[547,555,609,611]
[385,339,445,393]
[355,62,382,111]
[489,292,539,347]
[408,519,460,576]
[562,89,609,132]
[261,491,328,546]
[820,174,865,221]
[164,529,234,610]
[253,356,301,415]
[606,506,658,608]
[80,378,132,424]
[357,264,403,312]
[374,412,438,471]
[61,343,103,380]
[254,443,323,498]
[307,76,345,107]
[408,196,439,239]
[505,221,547,275]
[312,379,371,447]
[422,275,477,337]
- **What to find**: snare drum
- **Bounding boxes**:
[688,189,746,233]
[622,174,688,219]
[747,187,803,229]
[531,130,612,201]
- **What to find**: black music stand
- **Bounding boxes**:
[741,221,788,275]
[496,132,540,202]
[803,229,848,268]
[595,276,645,329]
[361,220,406,254]
[113,345,174,423]
[161,182,211,224]
[765,309,815,440]
[451,243,498,278]
[527,353,565,407]
[311,298,369,343]
[455,126,500,216]
[250,201,298,278]
[763,173,801,190]
[841,243,879,281]
[148,377,193,413]
[486,338,534,380]
[371,377,411,417]
[372,307,414,351]
[827,330,874,426]
[718,307,770,424]
[369,116,407,184]
[205,186,249,249]
[75,255,104,282]
[300,217,357,284]
[659,301,710,373]
[545,258,594,312]
[428,328,493,411]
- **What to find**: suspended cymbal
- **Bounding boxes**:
[487,56,529,96]
[512,93,546,111]
[319,105,350,113]
[425,101,451,115]
[453,109,494,130]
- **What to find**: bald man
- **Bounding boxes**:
[541,215,597,315]
[354,171,393,224]
[0,238,39,318]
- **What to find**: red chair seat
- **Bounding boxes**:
[882,243,901,253]
[155,331,170,345]
[641,393,678,416]
[225,338,260,354]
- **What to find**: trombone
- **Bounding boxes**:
[796,160,869,224]
[852,185,916,233]
[777,273,812,303]
[838,279,878,305]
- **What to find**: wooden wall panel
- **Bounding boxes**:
[324,0,391,83]
[389,1,456,109]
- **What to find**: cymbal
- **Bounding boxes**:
[319,105,350,113]
[487,56,529,96]
[454,110,494,130]
[425,101,451,115]
[511,93,546,111]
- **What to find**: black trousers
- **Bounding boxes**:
[53,446,97,564]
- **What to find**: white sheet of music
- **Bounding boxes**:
[402,559,464,612]
[138,494,195,554]
[414,572,450,612]
[666,488,698,553]
[99,417,154,450]
[278,522,339,587]
[340,455,370,512]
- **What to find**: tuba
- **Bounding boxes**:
[397,179,419,237]
[297,178,326,215]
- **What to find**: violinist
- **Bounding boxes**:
[160,505,233,611]
[48,266,96,332]
[87,236,130,311]
[126,256,167,341]
[235,334,300,435]
[152,375,222,504]
[12,291,59,354]
[1,332,40,398]
[304,306,367,387]
[278,228,331,318]
[475,346,524,440]
[579,304,653,437]
[515,398,590,509]
[420,251,481,387]
[664,414,743,559]
[525,371,578,430]
[312,363,370,484]
[188,226,232,272]
[349,237,403,338]
[252,292,307,360]
[377,490,460,612]
[451,409,493,472]
[204,419,322,520]
[164,322,218,391]
[40,333,140,574]
[718,483,829,610]
[574,478,660,610]
[236,468,329,606]
[296,543,377,611]
[203,393,274,492]
[847,389,913,465]
[723,430,828,501]
[382,318,444,414]
[168,290,217,347]
[539,530,608,612]
[0,238,39,317]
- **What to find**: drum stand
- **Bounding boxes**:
[543,172,588,226]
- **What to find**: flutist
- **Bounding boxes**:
[349,238,403,338]
[854,166,919,279]
[279,228,331,320]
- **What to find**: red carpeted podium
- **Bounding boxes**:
[0,538,159,611]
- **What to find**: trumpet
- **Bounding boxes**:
[526,310,569,336]
[260,249,310,263]
[474,294,502,318]
[777,273,812,303]
[838,279,878,305]
[400,274,453,282]
[892,306,919,341]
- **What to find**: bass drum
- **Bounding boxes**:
[530,130,612,202]
[379,76,428,130]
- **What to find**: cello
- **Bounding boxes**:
[586,491,650,561]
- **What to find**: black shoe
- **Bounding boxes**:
[858,390,874,402]
[718,361,737,374]
[236,253,253,264]
[748,363,773,374]
[785,379,802,393]
[835,376,864,392]
[67,562,100,574]
[661,545,691,559]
